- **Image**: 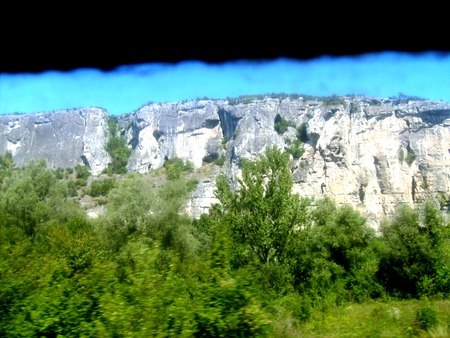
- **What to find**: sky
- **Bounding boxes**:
[1,51,449,116]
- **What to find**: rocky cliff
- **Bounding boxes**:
[0,108,110,175]
[2,96,450,226]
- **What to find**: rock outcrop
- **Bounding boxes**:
[118,100,224,172]
[0,108,110,175]
[2,96,450,226]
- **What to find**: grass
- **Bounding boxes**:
[269,299,450,337]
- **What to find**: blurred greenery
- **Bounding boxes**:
[1,151,450,337]
[274,115,296,135]
[163,157,195,180]
[103,116,132,175]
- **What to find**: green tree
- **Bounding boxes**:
[97,175,154,251]
[378,202,450,298]
[103,116,132,174]
[215,146,310,266]
[1,161,63,238]
[297,198,382,303]
[74,164,90,180]
[163,157,195,180]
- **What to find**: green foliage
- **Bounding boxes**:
[274,115,296,135]
[405,149,416,165]
[294,197,382,303]
[0,160,66,238]
[296,123,309,143]
[193,224,270,337]
[322,94,346,107]
[186,178,199,192]
[416,307,438,331]
[213,154,226,166]
[436,191,449,211]
[5,146,450,336]
[74,164,90,180]
[286,139,305,160]
[226,95,256,105]
[88,178,117,197]
[0,151,14,184]
[54,167,64,179]
[215,146,311,266]
[104,116,132,174]
[378,202,450,298]
[163,157,195,180]
[67,180,78,197]
[194,276,269,337]
[226,93,323,105]
[0,150,13,170]
[97,175,154,251]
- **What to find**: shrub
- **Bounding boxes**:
[436,192,449,211]
[186,179,199,192]
[286,139,305,160]
[416,307,438,331]
[75,164,90,180]
[104,117,132,174]
[67,180,78,197]
[322,94,346,107]
[163,157,195,180]
[55,167,64,180]
[0,150,13,170]
[378,202,450,298]
[88,178,117,197]
[296,123,309,143]
[405,150,416,165]
[274,115,296,135]
[213,154,226,167]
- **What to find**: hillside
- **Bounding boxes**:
[1,94,450,226]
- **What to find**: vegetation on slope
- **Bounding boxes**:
[103,116,132,175]
[1,150,450,337]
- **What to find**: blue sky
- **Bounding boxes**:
[1,51,449,116]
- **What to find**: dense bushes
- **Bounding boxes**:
[378,202,450,298]
[163,157,195,180]
[2,151,450,336]
[88,178,117,197]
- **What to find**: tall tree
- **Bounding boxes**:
[215,146,310,265]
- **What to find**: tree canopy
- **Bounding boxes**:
[215,146,310,265]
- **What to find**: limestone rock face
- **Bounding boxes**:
[0,108,110,175]
[185,178,221,218]
[202,97,450,227]
[285,98,450,227]
[118,100,224,172]
[2,97,450,226]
